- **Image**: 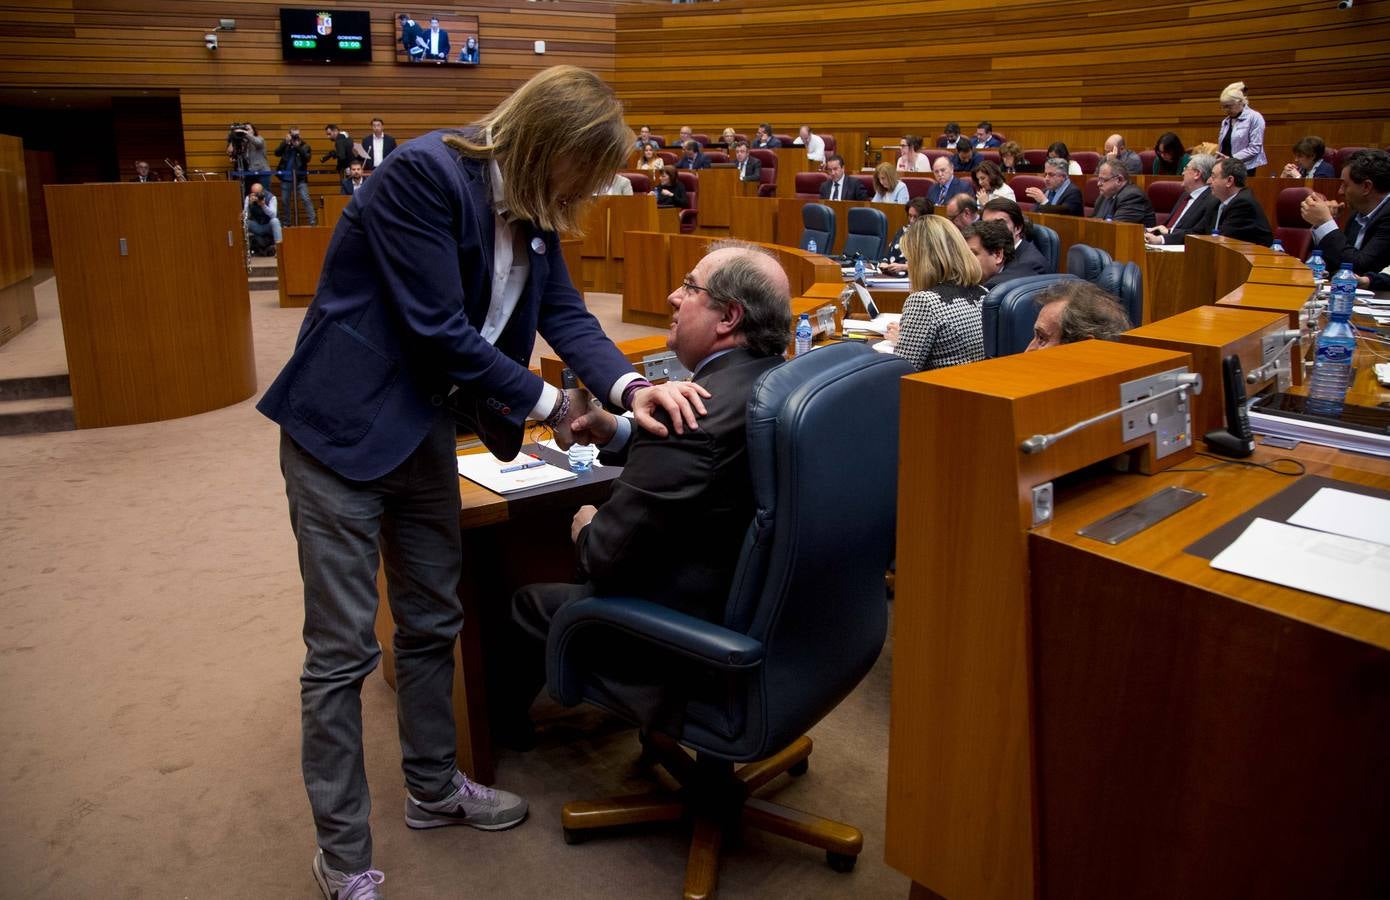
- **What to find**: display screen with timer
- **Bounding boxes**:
[279,8,373,63]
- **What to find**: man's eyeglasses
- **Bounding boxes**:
[1096,174,1120,183]
[679,277,734,307]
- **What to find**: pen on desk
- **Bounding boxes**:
[500,456,545,474]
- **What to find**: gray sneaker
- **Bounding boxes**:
[312,850,385,900]
[404,770,528,831]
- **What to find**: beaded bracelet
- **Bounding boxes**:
[544,388,571,429]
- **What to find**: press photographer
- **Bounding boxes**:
[243,183,281,256]
[226,122,270,195]
[274,126,316,226]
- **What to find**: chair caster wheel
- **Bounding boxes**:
[563,828,588,846]
[826,851,857,873]
[788,758,809,777]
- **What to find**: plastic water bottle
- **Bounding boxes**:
[1270,238,1285,254]
[853,254,866,283]
[1307,248,1327,283]
[794,313,813,356]
[807,239,818,255]
[567,441,596,472]
[1306,263,1358,416]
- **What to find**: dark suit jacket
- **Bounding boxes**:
[1013,239,1051,275]
[984,257,1036,290]
[1315,202,1390,275]
[580,348,784,620]
[1033,181,1083,217]
[735,156,762,182]
[257,129,635,482]
[819,177,868,201]
[340,176,365,195]
[423,28,450,60]
[751,137,782,149]
[952,152,982,172]
[655,178,688,208]
[676,152,711,170]
[929,178,974,206]
[320,134,354,174]
[361,134,397,170]
[1213,189,1274,246]
[130,173,160,182]
[1161,188,1219,244]
[1092,183,1156,227]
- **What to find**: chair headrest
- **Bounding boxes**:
[802,203,834,230]
[1066,244,1112,282]
[847,206,887,233]
[982,274,1081,357]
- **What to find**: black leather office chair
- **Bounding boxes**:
[983,273,1080,357]
[843,207,887,261]
[1066,243,1112,282]
[800,203,835,254]
[1031,223,1060,272]
[546,342,911,897]
[1096,260,1143,326]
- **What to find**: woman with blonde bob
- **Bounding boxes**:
[1216,80,1266,175]
[886,215,987,371]
[872,163,909,204]
[259,65,708,899]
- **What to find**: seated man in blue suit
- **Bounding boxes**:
[257,65,708,899]
[676,140,711,170]
[930,155,974,206]
[819,155,868,201]
[952,142,982,173]
[974,121,1003,149]
[508,241,793,733]
[1024,157,1084,216]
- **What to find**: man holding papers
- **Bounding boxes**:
[506,241,793,734]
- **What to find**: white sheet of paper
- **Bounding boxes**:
[1150,244,1186,253]
[456,451,577,494]
[1287,488,1390,546]
[1209,518,1390,613]
[842,313,901,335]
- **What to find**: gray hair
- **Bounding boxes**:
[1043,157,1069,176]
[703,240,793,357]
[1187,153,1217,179]
[1098,160,1129,183]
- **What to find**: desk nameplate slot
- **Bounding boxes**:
[1078,486,1205,544]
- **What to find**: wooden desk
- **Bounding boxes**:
[277,225,334,308]
[374,439,622,786]
[770,147,817,200]
[322,194,351,229]
[694,167,738,230]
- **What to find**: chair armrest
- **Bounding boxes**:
[547,595,765,706]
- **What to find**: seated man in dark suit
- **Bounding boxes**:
[1301,148,1390,275]
[982,198,1051,275]
[1145,153,1219,245]
[944,193,979,230]
[508,241,793,733]
[1024,158,1083,216]
[676,140,711,170]
[964,220,1027,290]
[818,155,868,201]
[974,121,1003,149]
[930,155,974,207]
[937,122,966,150]
[340,160,367,195]
[751,123,781,149]
[1207,157,1273,246]
[1091,160,1156,227]
[952,142,982,173]
[1026,280,1132,351]
[733,141,761,182]
[131,160,160,183]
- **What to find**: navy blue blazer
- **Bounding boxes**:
[257,129,635,482]
[930,178,973,206]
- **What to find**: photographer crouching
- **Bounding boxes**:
[274,126,317,226]
[227,122,271,197]
[244,183,282,256]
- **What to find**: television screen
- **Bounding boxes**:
[395,13,480,65]
[279,8,372,63]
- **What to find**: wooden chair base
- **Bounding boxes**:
[560,734,863,898]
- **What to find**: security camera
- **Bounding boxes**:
[204,33,218,50]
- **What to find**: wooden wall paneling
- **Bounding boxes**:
[23,147,54,264]
[621,229,671,327]
[1,132,36,346]
[729,196,777,243]
[45,181,256,428]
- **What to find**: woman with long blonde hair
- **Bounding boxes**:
[872,163,909,204]
[887,215,987,371]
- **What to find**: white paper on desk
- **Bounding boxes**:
[456,452,577,493]
[1287,488,1390,546]
[865,276,910,287]
[842,313,901,335]
[1209,518,1390,613]
[1150,244,1186,252]
[872,339,895,355]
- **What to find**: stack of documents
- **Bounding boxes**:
[457,451,576,494]
[842,313,901,336]
[1210,487,1390,612]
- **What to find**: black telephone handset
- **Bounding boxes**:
[1203,354,1256,458]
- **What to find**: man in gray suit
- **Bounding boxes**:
[1091,160,1156,227]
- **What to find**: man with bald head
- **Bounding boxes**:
[1103,133,1143,175]
[945,193,979,230]
[930,155,974,206]
[507,241,793,734]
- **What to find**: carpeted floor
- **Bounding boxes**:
[0,277,907,898]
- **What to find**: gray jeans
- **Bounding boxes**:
[280,410,463,873]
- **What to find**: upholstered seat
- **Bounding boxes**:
[1096,260,1143,325]
[983,274,1081,357]
[799,203,835,254]
[843,207,887,261]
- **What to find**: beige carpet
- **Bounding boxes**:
[0,279,908,898]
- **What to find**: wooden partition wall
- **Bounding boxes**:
[45,181,256,428]
[0,132,36,346]
[615,0,1390,174]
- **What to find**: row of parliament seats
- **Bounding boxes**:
[981,254,1140,359]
